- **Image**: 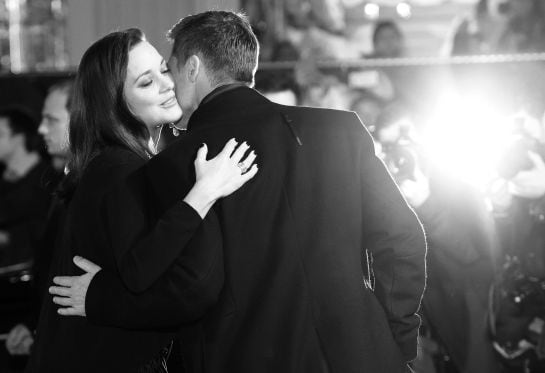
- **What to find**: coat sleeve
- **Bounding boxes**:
[355,115,427,362]
[102,166,204,293]
[86,208,224,329]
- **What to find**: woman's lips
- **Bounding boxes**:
[161,96,177,108]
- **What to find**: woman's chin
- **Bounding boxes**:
[166,109,183,124]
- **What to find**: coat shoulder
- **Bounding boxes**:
[278,105,366,132]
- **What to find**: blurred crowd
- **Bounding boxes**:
[3,0,545,372]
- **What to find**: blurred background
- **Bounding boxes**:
[3,1,545,373]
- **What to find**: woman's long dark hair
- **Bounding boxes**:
[60,28,153,199]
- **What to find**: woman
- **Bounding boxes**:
[27,28,257,372]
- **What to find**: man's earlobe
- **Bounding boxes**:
[188,55,200,83]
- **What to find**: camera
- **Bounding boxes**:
[497,116,539,180]
[382,142,418,184]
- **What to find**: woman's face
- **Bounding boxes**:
[123,41,182,131]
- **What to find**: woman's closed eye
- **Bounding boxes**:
[139,79,153,88]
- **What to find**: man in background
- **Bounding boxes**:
[0,106,55,372]
[5,80,72,361]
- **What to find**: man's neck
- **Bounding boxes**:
[198,81,248,108]
[180,81,248,131]
[3,148,40,181]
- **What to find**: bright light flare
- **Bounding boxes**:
[396,2,412,19]
[364,3,380,19]
[420,93,512,189]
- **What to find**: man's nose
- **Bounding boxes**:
[38,121,47,135]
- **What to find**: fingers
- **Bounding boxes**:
[230,141,250,163]
[52,276,75,287]
[49,286,71,297]
[58,307,85,317]
[240,150,257,169]
[195,143,208,164]
[73,256,101,274]
[52,296,73,307]
[7,325,27,349]
[240,164,259,181]
[6,327,32,356]
[218,138,238,158]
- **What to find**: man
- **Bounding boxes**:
[38,80,72,170]
[489,120,545,372]
[6,80,72,359]
[51,11,426,373]
[373,105,499,373]
[0,107,56,370]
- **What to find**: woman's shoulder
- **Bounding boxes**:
[92,147,145,172]
[81,147,146,189]
[94,146,146,167]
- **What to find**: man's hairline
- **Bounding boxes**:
[170,49,246,87]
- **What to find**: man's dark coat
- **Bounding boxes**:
[87,86,427,373]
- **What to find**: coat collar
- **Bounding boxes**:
[187,84,271,131]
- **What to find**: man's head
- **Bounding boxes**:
[39,80,73,157]
[0,107,39,164]
[167,11,259,120]
[372,20,404,58]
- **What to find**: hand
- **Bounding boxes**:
[509,151,545,199]
[6,324,33,356]
[0,230,10,246]
[489,178,513,213]
[49,256,101,317]
[398,168,430,209]
[195,138,258,198]
[184,138,259,218]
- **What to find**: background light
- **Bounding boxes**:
[419,92,513,189]
[396,2,412,18]
[364,3,380,19]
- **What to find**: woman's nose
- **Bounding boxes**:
[159,73,175,92]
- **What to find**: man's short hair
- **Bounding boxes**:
[0,106,40,151]
[48,79,74,111]
[167,11,259,86]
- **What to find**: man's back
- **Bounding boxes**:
[145,86,426,373]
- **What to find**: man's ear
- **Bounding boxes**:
[186,55,201,84]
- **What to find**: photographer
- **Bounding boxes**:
[374,103,499,373]
[489,112,545,372]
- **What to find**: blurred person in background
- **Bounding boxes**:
[0,107,57,373]
[38,80,72,171]
[374,103,499,373]
[359,20,420,120]
[488,110,545,373]
[450,0,545,55]
[350,90,385,133]
[254,40,300,106]
[367,20,405,59]
[5,80,73,364]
